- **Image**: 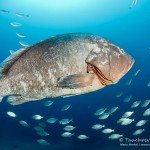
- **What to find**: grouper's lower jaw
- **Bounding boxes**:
[87,63,113,86]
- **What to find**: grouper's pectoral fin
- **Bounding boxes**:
[7,95,28,105]
[57,73,94,89]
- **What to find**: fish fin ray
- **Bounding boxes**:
[57,73,94,89]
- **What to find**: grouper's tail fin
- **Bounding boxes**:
[0,47,30,103]
[0,67,3,102]
[0,70,9,103]
[0,77,4,103]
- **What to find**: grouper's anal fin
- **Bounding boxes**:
[0,47,30,78]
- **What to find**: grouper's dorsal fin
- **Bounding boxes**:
[0,47,29,77]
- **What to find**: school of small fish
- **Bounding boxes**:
[3,75,150,145]
[0,9,30,52]
[130,0,138,9]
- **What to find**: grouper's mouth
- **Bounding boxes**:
[87,63,113,86]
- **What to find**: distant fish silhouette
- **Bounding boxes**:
[0,9,10,13]
[19,41,30,47]
[15,12,29,18]
[10,22,22,27]
[130,0,138,9]
[16,32,26,38]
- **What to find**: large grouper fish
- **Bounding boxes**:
[0,33,134,105]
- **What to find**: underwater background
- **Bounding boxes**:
[0,0,150,149]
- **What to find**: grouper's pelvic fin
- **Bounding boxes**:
[0,77,11,103]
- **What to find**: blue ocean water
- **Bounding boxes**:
[0,0,150,149]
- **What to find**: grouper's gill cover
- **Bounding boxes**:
[86,38,134,84]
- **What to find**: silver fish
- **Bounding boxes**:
[10,22,22,27]
[116,92,123,98]
[61,104,71,111]
[37,139,49,145]
[7,111,17,117]
[130,0,138,9]
[136,120,148,127]
[143,108,150,116]
[131,101,141,108]
[124,95,132,102]
[133,69,140,76]
[63,125,76,131]
[92,124,105,130]
[59,119,72,125]
[15,13,29,18]
[37,131,49,137]
[44,100,53,106]
[16,32,26,38]
[122,111,134,118]
[102,128,114,134]
[99,113,110,120]
[107,106,119,114]
[0,33,134,105]
[108,134,123,140]
[117,118,134,125]
[141,100,150,108]
[19,41,30,47]
[77,135,89,140]
[147,81,150,87]
[61,132,74,138]
[38,122,47,128]
[9,50,15,55]
[133,129,145,136]
[126,79,132,86]
[19,120,30,127]
[34,126,44,131]
[32,115,43,120]
[94,108,107,116]
[46,118,58,124]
